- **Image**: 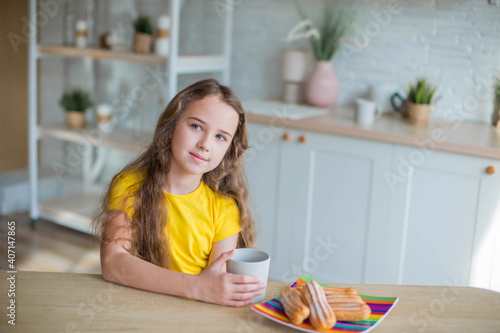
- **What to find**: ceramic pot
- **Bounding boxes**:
[408,102,433,126]
[133,33,153,54]
[66,111,85,129]
[305,61,339,108]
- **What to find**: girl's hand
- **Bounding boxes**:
[192,249,265,307]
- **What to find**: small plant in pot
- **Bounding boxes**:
[133,14,153,54]
[407,78,439,126]
[59,88,93,129]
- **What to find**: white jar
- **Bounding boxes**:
[76,20,87,48]
[96,104,112,123]
[155,15,170,56]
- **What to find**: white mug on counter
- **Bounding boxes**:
[355,98,381,124]
[227,248,270,303]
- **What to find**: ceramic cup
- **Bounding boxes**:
[227,248,270,303]
[355,98,381,124]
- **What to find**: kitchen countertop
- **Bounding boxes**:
[246,105,500,160]
[3,270,500,332]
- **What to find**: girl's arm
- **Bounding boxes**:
[100,212,264,307]
[207,232,239,268]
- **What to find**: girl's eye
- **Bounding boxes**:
[216,134,226,141]
[191,124,201,130]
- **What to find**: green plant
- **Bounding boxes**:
[496,77,500,101]
[59,88,93,112]
[407,78,439,105]
[292,0,354,61]
[134,14,153,35]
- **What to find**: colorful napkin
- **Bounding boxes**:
[251,274,398,333]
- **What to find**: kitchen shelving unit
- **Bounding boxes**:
[28,0,235,233]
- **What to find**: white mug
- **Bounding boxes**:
[227,248,270,303]
[355,98,381,124]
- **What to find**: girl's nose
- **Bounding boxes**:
[197,136,210,151]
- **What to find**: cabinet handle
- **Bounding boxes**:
[283,133,291,141]
[486,166,495,175]
[299,135,307,143]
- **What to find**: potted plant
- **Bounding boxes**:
[406,78,439,126]
[287,1,354,107]
[59,88,93,129]
[133,14,153,54]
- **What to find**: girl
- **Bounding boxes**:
[92,79,264,307]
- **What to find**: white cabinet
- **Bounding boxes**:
[244,123,284,279]
[277,130,393,284]
[245,124,393,282]
[385,145,500,289]
[246,121,500,291]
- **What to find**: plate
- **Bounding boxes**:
[251,274,398,333]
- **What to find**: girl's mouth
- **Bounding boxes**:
[190,152,207,163]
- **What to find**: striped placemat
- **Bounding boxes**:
[252,274,398,332]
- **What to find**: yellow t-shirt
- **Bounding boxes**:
[108,169,241,274]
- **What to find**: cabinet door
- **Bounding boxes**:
[274,130,393,284]
[244,123,284,280]
[388,145,500,288]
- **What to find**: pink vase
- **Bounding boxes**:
[305,61,339,108]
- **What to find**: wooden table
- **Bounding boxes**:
[1,270,499,332]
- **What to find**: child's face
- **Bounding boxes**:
[169,95,239,178]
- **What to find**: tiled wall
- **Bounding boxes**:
[231,0,500,123]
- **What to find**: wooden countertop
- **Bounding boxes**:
[2,270,500,332]
[246,105,500,160]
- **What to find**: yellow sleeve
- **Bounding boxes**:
[108,170,141,219]
[213,196,241,243]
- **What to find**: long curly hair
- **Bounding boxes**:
[92,78,256,268]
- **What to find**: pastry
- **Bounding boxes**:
[280,287,310,325]
[295,284,358,296]
[327,300,371,322]
[296,283,371,322]
[323,287,358,296]
[301,281,337,330]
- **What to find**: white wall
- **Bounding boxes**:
[231,0,500,123]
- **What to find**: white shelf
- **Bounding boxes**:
[29,0,234,234]
[38,44,168,66]
[39,192,98,234]
[38,123,152,154]
[38,45,229,73]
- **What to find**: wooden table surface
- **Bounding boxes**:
[1,270,499,332]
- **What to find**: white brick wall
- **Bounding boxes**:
[232,0,500,123]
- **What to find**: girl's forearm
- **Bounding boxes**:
[101,251,197,299]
